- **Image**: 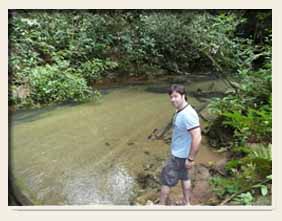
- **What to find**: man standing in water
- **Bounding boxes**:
[159,84,202,205]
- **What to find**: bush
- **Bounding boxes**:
[210,176,242,198]
[208,65,271,145]
[210,142,272,204]
[78,58,118,84]
[28,62,92,104]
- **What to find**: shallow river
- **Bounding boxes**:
[10,83,224,205]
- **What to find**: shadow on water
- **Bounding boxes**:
[144,80,227,98]
[145,85,170,94]
[10,102,81,125]
[9,88,121,125]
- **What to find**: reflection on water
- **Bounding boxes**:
[63,165,135,205]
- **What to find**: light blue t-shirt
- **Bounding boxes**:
[171,104,200,158]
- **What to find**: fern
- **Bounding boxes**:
[248,144,272,160]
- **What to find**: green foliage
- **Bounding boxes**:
[208,64,271,145]
[248,144,272,161]
[253,184,268,197]
[210,176,241,198]
[224,159,242,175]
[137,13,198,71]
[240,162,257,182]
[222,104,272,143]
[231,173,272,205]
[207,19,272,145]
[132,11,254,74]
[225,144,271,180]
[9,10,119,107]
[9,9,272,114]
[211,166,271,205]
[28,62,92,104]
[187,12,250,73]
[78,58,118,84]
[210,143,272,204]
[243,157,272,180]
[233,192,254,205]
[208,95,245,116]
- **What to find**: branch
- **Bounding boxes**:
[200,49,239,93]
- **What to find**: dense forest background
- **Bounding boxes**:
[9,10,272,205]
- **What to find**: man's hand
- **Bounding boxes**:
[185,159,194,169]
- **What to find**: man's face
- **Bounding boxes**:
[169,91,185,109]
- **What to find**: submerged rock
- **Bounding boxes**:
[189,164,218,205]
[135,192,159,205]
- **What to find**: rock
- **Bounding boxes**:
[136,172,159,189]
[127,142,135,146]
[214,158,228,175]
[146,200,154,205]
[183,72,191,76]
[135,192,159,205]
[189,164,210,181]
[12,85,30,99]
[191,182,212,204]
[144,151,150,155]
[189,164,217,205]
[199,106,215,122]
[144,163,154,170]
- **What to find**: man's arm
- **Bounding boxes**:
[188,127,202,161]
[185,127,202,169]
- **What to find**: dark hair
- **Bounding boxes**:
[168,84,187,101]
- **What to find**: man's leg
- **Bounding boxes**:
[160,185,170,205]
[181,179,191,205]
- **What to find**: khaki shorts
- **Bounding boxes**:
[160,155,189,187]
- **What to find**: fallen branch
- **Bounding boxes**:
[148,120,172,140]
[198,112,208,121]
[201,49,239,93]
[196,103,209,122]
[211,167,226,177]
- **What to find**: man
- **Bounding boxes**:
[159,84,202,205]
